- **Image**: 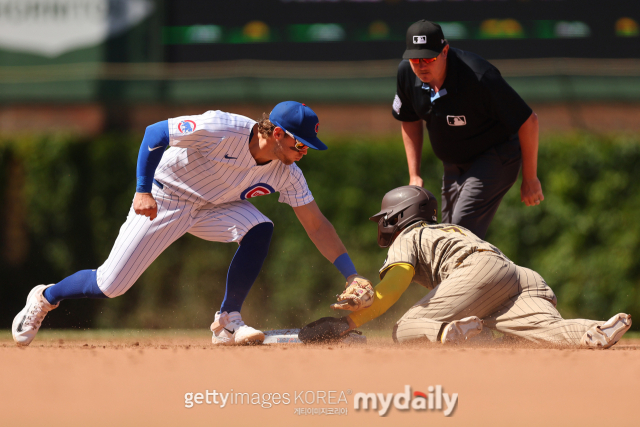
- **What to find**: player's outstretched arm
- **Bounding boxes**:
[293,201,347,262]
[518,112,544,206]
[300,264,415,343]
[293,200,370,287]
[347,264,414,329]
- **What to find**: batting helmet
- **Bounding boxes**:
[369,186,438,248]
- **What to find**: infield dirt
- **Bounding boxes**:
[1,331,639,427]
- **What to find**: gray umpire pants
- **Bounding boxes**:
[392,252,601,345]
[441,136,522,240]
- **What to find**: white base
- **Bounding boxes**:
[263,329,367,345]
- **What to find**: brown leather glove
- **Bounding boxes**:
[330,276,374,311]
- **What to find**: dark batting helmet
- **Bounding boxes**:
[369,186,438,248]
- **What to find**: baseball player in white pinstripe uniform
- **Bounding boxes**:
[12,101,366,346]
[301,186,632,349]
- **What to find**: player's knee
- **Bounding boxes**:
[96,282,126,298]
[393,320,435,344]
[102,287,125,298]
[537,278,557,307]
[254,221,274,235]
[95,271,132,299]
[393,320,413,343]
[240,222,273,251]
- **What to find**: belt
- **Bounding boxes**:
[153,179,164,189]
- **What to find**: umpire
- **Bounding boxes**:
[393,20,544,239]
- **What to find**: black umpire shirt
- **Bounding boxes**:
[393,47,532,165]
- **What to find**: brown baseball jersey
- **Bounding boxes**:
[380,221,504,289]
[381,221,604,345]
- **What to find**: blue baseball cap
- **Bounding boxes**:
[269,101,327,151]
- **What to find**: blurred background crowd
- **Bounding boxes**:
[1,0,638,332]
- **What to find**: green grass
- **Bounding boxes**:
[621,331,640,339]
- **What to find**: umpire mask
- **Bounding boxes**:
[369,186,438,248]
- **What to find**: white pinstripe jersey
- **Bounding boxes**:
[379,222,506,290]
[154,110,314,207]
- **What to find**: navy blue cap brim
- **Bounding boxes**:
[272,121,328,151]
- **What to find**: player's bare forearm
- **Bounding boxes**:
[305,219,348,263]
[401,120,424,187]
[133,192,158,220]
[519,112,539,181]
[518,112,544,206]
[293,201,348,263]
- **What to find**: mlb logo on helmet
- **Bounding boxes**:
[413,35,427,44]
[241,183,276,200]
[178,120,196,134]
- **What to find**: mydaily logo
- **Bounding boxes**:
[183,385,458,417]
[354,385,458,417]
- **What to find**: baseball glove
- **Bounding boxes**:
[299,317,351,344]
[330,276,374,311]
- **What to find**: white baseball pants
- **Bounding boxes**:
[96,185,271,297]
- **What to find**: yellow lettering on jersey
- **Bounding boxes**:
[440,226,466,236]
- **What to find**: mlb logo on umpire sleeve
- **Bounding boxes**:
[413,35,427,44]
[447,115,467,126]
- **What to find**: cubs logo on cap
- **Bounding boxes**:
[178,120,196,134]
[241,183,276,200]
[269,101,327,151]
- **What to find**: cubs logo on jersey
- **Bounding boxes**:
[241,183,276,200]
[178,120,196,134]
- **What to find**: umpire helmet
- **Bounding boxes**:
[369,186,438,248]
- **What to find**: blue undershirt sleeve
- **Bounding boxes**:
[136,120,170,193]
[333,252,357,279]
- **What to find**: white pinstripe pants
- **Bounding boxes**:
[393,252,600,345]
[96,185,271,298]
